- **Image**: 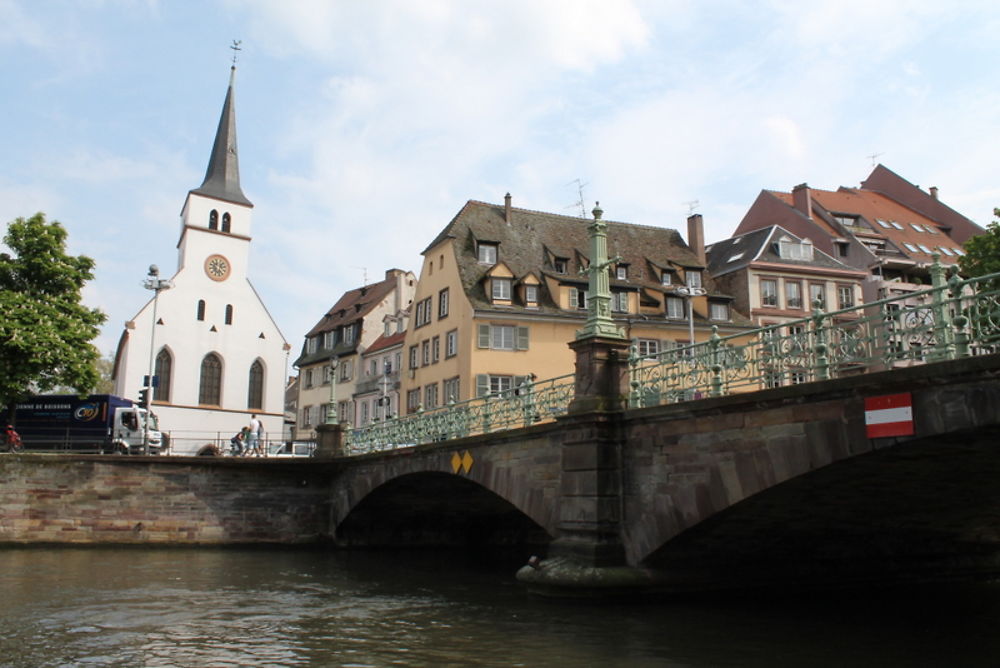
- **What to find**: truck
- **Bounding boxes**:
[13,394,164,455]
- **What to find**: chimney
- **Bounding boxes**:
[929,186,939,200]
[687,213,706,265]
[792,183,812,219]
[504,192,512,224]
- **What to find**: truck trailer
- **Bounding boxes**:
[14,394,164,455]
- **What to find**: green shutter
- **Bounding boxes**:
[516,326,529,350]
[478,324,490,348]
[476,374,489,397]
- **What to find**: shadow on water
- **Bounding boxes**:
[2,546,1000,667]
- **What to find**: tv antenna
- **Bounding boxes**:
[867,151,884,167]
[566,179,588,218]
[683,200,700,215]
[352,266,368,286]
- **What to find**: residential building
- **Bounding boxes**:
[707,225,868,327]
[733,166,982,305]
[294,269,415,438]
[112,65,290,454]
[400,195,752,411]
[352,317,407,427]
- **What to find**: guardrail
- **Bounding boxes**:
[344,261,1000,455]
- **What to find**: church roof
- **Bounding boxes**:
[189,67,253,207]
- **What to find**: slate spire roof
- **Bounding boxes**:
[189,66,253,207]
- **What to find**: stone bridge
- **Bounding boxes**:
[326,347,1000,594]
[3,348,999,595]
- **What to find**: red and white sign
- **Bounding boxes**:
[864,393,915,438]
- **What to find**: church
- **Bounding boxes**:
[112,65,290,456]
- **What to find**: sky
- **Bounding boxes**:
[3,0,1000,360]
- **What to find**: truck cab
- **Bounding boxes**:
[112,406,163,454]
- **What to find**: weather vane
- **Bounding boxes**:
[230,39,242,66]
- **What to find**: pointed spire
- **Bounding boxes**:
[189,66,253,207]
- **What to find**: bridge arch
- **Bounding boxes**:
[333,471,551,550]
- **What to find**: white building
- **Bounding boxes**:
[112,66,290,455]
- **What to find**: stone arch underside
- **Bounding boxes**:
[333,471,552,551]
[633,425,1000,590]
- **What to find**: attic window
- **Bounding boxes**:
[727,253,744,263]
[938,246,954,256]
[478,242,498,264]
[876,219,892,229]
[833,214,859,227]
[910,223,925,233]
[492,277,512,301]
[918,244,932,253]
[616,265,628,280]
[778,238,814,261]
[925,226,940,235]
[903,242,919,252]
[554,258,568,274]
[890,221,904,230]
[685,270,702,289]
[661,271,672,286]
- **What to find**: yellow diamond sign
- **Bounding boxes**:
[461,450,474,474]
[450,451,462,474]
[451,450,474,474]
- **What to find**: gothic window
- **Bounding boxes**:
[222,212,232,233]
[225,304,233,325]
[209,210,219,230]
[199,353,222,405]
[154,348,172,402]
[197,299,206,321]
[247,359,264,410]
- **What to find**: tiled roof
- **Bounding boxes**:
[708,225,863,277]
[364,330,407,355]
[770,187,966,265]
[426,199,742,319]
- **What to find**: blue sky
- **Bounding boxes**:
[3,0,999,359]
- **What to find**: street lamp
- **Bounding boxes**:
[675,286,707,350]
[325,354,340,425]
[142,264,173,454]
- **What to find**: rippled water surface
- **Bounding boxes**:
[3,547,1000,667]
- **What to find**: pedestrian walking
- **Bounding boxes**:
[248,414,261,456]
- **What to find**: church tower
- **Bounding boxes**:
[113,65,290,456]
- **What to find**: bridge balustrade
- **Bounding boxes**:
[346,261,1000,454]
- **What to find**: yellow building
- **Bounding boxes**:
[400,196,752,412]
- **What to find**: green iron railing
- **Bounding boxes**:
[347,373,575,455]
[346,261,1000,455]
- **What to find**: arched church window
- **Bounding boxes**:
[209,210,219,230]
[247,359,264,410]
[197,299,206,321]
[199,353,222,405]
[225,304,233,325]
[222,212,231,233]
[154,348,172,402]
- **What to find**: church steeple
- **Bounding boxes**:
[189,66,253,208]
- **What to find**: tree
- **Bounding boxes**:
[0,213,107,418]
[959,208,1000,280]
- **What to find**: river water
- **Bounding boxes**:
[2,547,1000,667]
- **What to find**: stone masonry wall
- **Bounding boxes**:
[0,456,333,545]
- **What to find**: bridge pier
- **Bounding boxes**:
[517,335,658,596]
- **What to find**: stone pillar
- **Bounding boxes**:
[517,335,655,596]
[313,423,346,459]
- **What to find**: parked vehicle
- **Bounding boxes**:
[14,394,164,455]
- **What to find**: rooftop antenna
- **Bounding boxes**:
[352,266,368,286]
[566,179,588,218]
[230,39,242,66]
[867,151,883,167]
[683,200,700,215]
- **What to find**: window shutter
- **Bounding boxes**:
[476,374,489,397]
[478,324,490,348]
[516,326,529,351]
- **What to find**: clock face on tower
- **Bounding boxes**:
[204,254,231,281]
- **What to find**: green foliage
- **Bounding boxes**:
[960,208,1000,279]
[0,213,107,414]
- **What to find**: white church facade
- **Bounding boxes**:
[112,66,290,455]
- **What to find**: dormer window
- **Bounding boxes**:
[478,242,498,264]
[709,302,730,321]
[570,287,588,310]
[661,271,672,286]
[343,324,356,344]
[524,284,538,307]
[612,291,629,312]
[778,237,814,261]
[686,270,702,289]
[554,258,568,274]
[666,296,684,319]
[492,277,512,301]
[616,265,628,280]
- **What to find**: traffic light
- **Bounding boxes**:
[138,388,149,407]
